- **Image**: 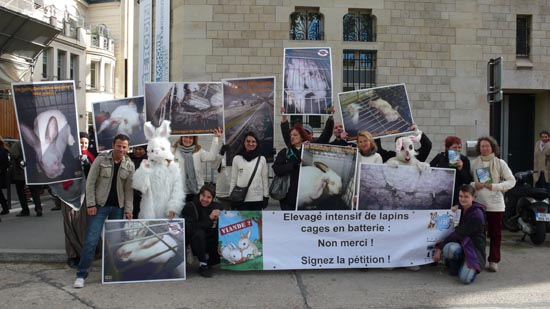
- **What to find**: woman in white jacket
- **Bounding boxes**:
[470,136,515,273]
[173,129,222,202]
[230,131,269,210]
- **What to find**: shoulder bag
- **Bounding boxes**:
[229,157,261,202]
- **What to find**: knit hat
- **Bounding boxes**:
[303,124,313,135]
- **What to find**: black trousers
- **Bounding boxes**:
[14,181,42,213]
[231,201,263,211]
[187,228,219,265]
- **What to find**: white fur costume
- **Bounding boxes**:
[132,121,185,219]
[386,133,430,172]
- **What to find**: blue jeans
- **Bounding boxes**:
[76,205,123,279]
[442,242,477,284]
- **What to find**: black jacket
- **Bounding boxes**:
[272,147,301,210]
[182,198,220,234]
[430,152,473,206]
[281,117,334,147]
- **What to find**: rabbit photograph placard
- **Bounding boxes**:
[296,144,357,211]
[92,96,147,151]
[222,77,275,165]
[102,219,186,284]
[12,81,82,185]
[338,84,414,139]
[358,164,456,211]
[283,47,333,115]
[144,82,224,135]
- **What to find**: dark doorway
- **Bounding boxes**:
[506,94,535,173]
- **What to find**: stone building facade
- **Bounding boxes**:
[133,0,550,172]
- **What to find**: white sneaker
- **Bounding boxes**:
[73,278,85,288]
[487,262,498,272]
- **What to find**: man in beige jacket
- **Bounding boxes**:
[74,134,135,288]
[533,130,550,187]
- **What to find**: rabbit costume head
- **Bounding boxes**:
[143,120,174,163]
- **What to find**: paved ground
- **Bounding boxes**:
[2,186,550,308]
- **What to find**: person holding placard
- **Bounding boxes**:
[470,136,515,273]
[353,130,382,206]
[430,136,472,206]
[272,124,309,210]
[229,132,269,210]
[433,185,486,284]
[173,129,222,202]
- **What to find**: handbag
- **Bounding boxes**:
[269,174,290,200]
[229,157,261,202]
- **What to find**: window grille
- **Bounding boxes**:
[342,50,376,91]
[516,15,530,58]
[343,10,376,42]
[289,8,324,41]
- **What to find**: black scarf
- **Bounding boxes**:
[240,147,261,162]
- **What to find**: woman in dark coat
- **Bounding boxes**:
[430,136,473,206]
[182,184,221,278]
[272,124,309,210]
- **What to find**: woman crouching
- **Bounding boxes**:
[433,185,486,284]
[182,184,221,278]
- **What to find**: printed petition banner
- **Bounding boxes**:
[103,219,185,284]
[12,81,82,185]
[219,210,457,270]
[222,77,275,165]
[218,211,263,270]
[338,84,414,139]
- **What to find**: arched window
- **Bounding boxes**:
[290,8,324,40]
[343,10,376,42]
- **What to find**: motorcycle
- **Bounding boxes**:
[503,170,549,245]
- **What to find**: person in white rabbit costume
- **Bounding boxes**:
[132,121,184,219]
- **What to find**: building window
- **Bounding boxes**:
[289,8,324,40]
[343,10,376,42]
[70,54,79,83]
[57,50,66,80]
[90,61,97,89]
[42,49,48,79]
[516,15,531,58]
[343,50,376,91]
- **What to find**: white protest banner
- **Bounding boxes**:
[138,0,152,95]
[154,0,170,82]
[219,210,457,270]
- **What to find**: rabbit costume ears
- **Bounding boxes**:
[144,121,171,140]
[395,131,422,152]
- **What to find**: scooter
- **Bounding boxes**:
[503,170,549,245]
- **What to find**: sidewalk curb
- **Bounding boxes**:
[0,249,66,263]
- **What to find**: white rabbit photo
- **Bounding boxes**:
[296,144,357,211]
[102,219,186,283]
[338,84,414,139]
[12,81,82,185]
[92,96,147,152]
[283,48,333,115]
